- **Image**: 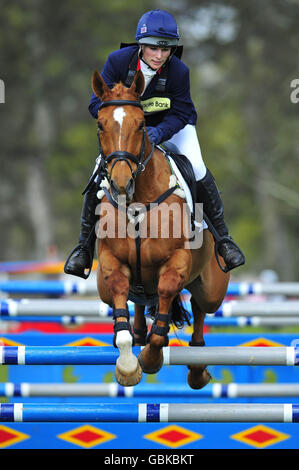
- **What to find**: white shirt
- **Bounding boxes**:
[140,59,157,94]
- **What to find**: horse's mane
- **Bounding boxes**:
[109,82,139,101]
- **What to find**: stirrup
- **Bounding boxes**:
[202,211,245,273]
[64,243,93,279]
[214,236,245,273]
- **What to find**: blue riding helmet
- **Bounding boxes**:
[136,9,179,47]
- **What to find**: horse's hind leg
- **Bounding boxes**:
[133,304,147,346]
[187,296,212,389]
[187,247,230,389]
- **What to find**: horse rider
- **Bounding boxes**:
[64,9,245,279]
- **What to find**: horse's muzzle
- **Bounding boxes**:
[110,177,135,204]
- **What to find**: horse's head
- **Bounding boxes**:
[92,69,152,204]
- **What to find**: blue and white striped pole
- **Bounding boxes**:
[2,382,299,398]
[3,298,299,318]
[1,346,298,366]
[2,314,299,328]
[0,280,95,296]
[1,402,299,423]
[0,346,123,365]
[1,280,299,297]
[0,299,116,317]
[214,301,299,317]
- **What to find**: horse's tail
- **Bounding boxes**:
[146,294,191,329]
[171,294,191,328]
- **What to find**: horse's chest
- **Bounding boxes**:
[106,237,172,268]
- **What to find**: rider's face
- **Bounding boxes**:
[141,45,171,70]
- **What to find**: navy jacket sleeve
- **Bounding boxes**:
[152,60,197,142]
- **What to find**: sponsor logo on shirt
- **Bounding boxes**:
[141,97,171,113]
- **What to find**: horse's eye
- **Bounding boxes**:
[138,121,145,131]
[97,121,104,131]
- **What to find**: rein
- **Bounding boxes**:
[97,98,179,293]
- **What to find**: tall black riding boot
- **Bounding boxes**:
[64,184,99,279]
[196,169,245,272]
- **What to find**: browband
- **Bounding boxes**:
[99,100,143,110]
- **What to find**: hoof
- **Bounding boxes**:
[115,361,143,387]
[138,344,164,374]
[187,366,212,390]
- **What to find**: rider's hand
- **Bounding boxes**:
[146,126,163,145]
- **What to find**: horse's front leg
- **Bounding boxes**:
[138,249,191,374]
[98,250,142,386]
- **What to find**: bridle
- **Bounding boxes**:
[97,99,155,183]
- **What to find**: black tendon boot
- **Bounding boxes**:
[64,183,99,279]
[196,169,245,272]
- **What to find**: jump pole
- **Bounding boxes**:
[1,402,299,423]
[2,382,299,398]
[3,298,299,317]
[0,346,298,366]
[215,301,299,317]
[2,314,299,328]
[1,280,299,297]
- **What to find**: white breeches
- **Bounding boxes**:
[165,124,207,181]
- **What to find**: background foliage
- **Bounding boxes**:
[0,0,298,280]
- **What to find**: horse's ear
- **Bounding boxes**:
[92,70,111,99]
[130,70,144,97]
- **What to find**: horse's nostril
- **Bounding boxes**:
[110,180,119,198]
[126,178,135,198]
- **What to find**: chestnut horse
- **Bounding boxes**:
[93,69,230,387]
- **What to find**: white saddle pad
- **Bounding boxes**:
[168,155,208,232]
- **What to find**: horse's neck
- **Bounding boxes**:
[135,149,170,204]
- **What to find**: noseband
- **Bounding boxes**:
[97,99,154,181]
